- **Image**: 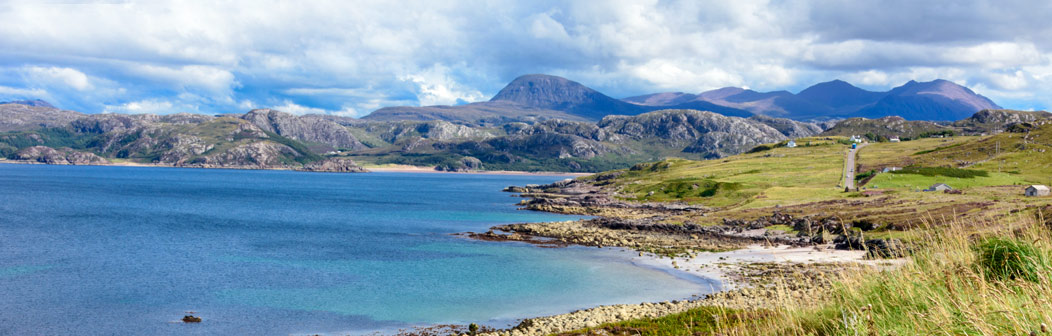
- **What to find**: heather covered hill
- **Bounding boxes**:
[856,79,1001,120]
[624,78,1001,122]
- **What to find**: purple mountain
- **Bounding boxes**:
[624,79,1001,121]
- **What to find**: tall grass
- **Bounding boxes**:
[722,214,1052,335]
[563,213,1052,335]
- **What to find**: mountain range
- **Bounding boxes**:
[368,75,1001,123]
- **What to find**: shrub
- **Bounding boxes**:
[746,144,774,153]
[975,238,1047,282]
[890,166,988,178]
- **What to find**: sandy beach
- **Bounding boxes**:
[462,241,901,336]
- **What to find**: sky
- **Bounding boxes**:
[1,0,1051,116]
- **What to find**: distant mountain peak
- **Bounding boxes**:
[489,74,598,106]
[1,99,55,108]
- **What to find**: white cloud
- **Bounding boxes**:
[269,100,357,116]
[400,65,486,106]
[1,1,1052,113]
[24,66,93,91]
[0,85,48,98]
[103,99,177,114]
[127,64,236,94]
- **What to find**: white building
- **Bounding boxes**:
[786,140,797,148]
[1025,185,1050,197]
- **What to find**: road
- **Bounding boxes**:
[843,143,868,190]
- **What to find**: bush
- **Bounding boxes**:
[747,144,774,153]
[975,238,1047,282]
[890,166,988,178]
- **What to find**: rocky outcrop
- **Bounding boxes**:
[297,157,368,173]
[434,156,483,172]
[184,141,300,168]
[821,116,950,140]
[242,109,366,150]
[507,119,617,142]
[0,103,84,132]
[13,146,107,165]
[952,109,1052,134]
[600,110,787,158]
[747,115,823,138]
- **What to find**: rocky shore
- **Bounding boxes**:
[441,177,907,336]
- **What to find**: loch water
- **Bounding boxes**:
[0,164,714,335]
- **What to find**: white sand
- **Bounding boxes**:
[632,244,903,289]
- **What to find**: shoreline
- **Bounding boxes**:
[429,176,909,336]
[366,164,591,176]
[0,159,592,176]
[451,232,894,336]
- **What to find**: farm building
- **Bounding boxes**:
[1026,185,1050,197]
[924,183,953,192]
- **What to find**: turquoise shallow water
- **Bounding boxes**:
[0,164,715,335]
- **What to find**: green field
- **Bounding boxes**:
[597,137,849,208]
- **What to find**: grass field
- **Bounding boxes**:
[605,137,849,208]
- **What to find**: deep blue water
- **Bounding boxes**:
[0,164,713,335]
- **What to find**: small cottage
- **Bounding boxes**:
[924,183,952,192]
[1026,185,1050,197]
[786,140,797,148]
[889,136,901,142]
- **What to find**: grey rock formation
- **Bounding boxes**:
[298,157,368,173]
[0,103,83,132]
[747,115,823,138]
[186,141,300,168]
[13,146,107,165]
[599,109,786,157]
[242,109,366,150]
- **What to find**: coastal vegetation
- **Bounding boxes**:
[558,215,1052,335]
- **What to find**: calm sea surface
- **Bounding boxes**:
[0,164,714,335]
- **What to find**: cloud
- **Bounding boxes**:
[1,0,1051,115]
[103,99,177,114]
[24,66,93,91]
[400,65,486,106]
[269,100,357,116]
[0,85,48,98]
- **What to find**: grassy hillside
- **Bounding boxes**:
[593,137,848,208]
[858,123,1052,187]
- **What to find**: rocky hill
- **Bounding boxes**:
[0,97,1037,173]
[0,109,366,172]
[820,109,1049,141]
[820,116,951,140]
[951,109,1051,134]
[355,109,811,172]
[0,102,84,132]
